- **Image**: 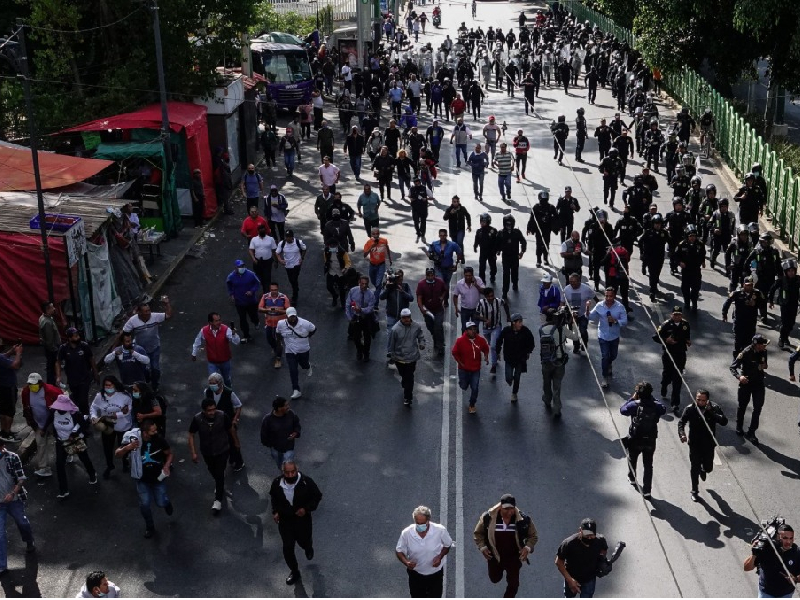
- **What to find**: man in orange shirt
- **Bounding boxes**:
[363,227,393,308]
[241,206,271,240]
[258,283,291,369]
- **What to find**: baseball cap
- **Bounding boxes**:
[500,494,516,508]
[541,274,553,283]
[465,321,478,329]
[27,373,43,385]
[510,313,523,322]
[285,229,294,237]
[580,518,597,535]
[66,327,79,337]
[400,308,412,317]
[286,307,297,317]
[234,259,245,267]
[426,267,435,274]
[565,186,572,192]
[270,184,278,190]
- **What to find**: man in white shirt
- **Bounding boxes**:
[276,308,316,400]
[318,156,341,194]
[277,230,307,305]
[340,63,352,93]
[122,299,172,392]
[453,266,485,332]
[396,505,454,598]
[249,224,278,294]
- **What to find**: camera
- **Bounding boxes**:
[554,305,571,327]
[752,516,785,557]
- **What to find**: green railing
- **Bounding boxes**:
[557,0,800,250]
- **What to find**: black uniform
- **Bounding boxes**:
[497,227,527,299]
[678,401,728,493]
[575,115,588,161]
[528,200,558,265]
[697,196,719,244]
[730,344,768,437]
[639,227,669,298]
[622,184,652,223]
[709,209,735,264]
[556,195,581,242]
[675,238,705,309]
[551,120,569,163]
[598,156,623,206]
[654,317,691,409]
[722,287,766,357]
[670,175,691,202]
[746,244,782,319]
[664,209,692,273]
[643,127,664,171]
[594,124,612,160]
[613,214,643,257]
[612,134,634,183]
[726,237,753,291]
[473,224,499,283]
[768,274,800,346]
[734,184,764,225]
[583,218,614,289]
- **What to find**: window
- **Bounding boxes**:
[263,50,312,84]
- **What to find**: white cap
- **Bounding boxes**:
[27,373,43,385]
[541,274,553,283]
[400,308,412,317]
[286,307,297,317]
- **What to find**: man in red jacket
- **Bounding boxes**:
[451,322,490,413]
[21,372,60,477]
[191,312,241,388]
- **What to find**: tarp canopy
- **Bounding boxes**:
[58,101,209,138]
[0,142,113,192]
[92,141,165,161]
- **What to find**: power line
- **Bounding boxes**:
[24,9,143,35]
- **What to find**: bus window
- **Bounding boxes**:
[263,50,312,84]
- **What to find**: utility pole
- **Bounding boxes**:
[145,0,173,220]
[15,20,54,304]
[357,0,366,69]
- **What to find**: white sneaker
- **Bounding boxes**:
[306,365,313,377]
[601,378,609,389]
[211,500,222,514]
[34,468,53,477]
[291,389,302,399]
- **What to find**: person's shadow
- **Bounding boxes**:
[649,497,725,548]
[0,551,41,598]
[704,489,761,543]
[753,441,800,480]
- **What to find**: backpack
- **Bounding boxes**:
[629,401,659,440]
[539,324,563,364]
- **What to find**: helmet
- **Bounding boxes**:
[783,258,798,271]
[479,213,491,225]
[675,165,685,174]
[719,198,729,206]
[672,197,684,206]
[759,232,773,243]
[736,224,749,236]
[558,114,566,122]
[690,175,702,187]
[752,162,762,172]
[651,213,664,224]
[538,190,550,202]
[745,172,755,181]
[681,107,689,115]
[609,147,619,156]
[577,107,585,115]
[685,224,698,236]
[748,222,759,234]
[705,183,717,193]
[634,175,643,185]
[503,214,516,228]
[564,186,572,193]
[650,118,659,126]
[752,334,769,345]
[595,209,608,221]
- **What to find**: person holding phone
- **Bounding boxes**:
[587,288,628,389]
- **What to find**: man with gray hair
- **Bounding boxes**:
[396,505,454,597]
[389,309,426,406]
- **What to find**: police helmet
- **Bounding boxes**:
[752,162,762,173]
[650,118,659,126]
[672,197,684,206]
[681,107,689,115]
[685,224,698,236]
[675,165,686,174]
[748,222,759,234]
[503,214,516,228]
[577,107,585,115]
[752,334,769,345]
[745,172,755,181]
[690,176,702,186]
[719,197,729,206]
[479,213,491,225]
[736,224,749,236]
[558,114,566,122]
[706,183,717,194]
[595,209,608,221]
[782,258,798,271]
[538,190,550,202]
[609,147,619,156]
[759,232,773,243]
[651,213,664,224]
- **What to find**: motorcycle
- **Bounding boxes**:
[433,13,441,28]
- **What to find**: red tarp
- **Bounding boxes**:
[59,102,217,217]
[0,233,71,345]
[0,144,113,192]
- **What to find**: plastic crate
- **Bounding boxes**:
[29,214,82,232]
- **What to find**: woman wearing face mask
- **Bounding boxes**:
[90,375,133,479]
[204,373,245,472]
[50,394,97,499]
[130,381,165,436]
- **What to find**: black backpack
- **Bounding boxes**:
[629,401,659,440]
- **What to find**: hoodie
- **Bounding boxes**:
[76,581,121,598]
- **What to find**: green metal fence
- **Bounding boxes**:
[558,0,800,250]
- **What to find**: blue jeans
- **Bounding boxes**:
[398,173,411,198]
[136,479,170,530]
[349,155,362,178]
[207,360,232,388]
[0,499,34,570]
[459,307,475,332]
[498,173,511,197]
[458,368,481,406]
[598,338,619,377]
[758,590,794,598]
[386,316,398,353]
[284,150,296,174]
[369,262,387,307]
[455,143,468,165]
[454,231,466,255]
[505,361,525,394]
[285,351,310,391]
[147,346,161,389]
[483,327,502,366]
[564,577,596,598]
[435,265,454,287]
[486,140,497,161]
[270,448,295,470]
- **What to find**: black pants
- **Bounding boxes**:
[598,145,610,161]
[313,107,323,130]
[576,133,586,160]
[44,348,58,385]
[588,84,597,103]
[646,146,659,170]
[412,210,428,238]
[755,280,772,319]
[515,154,527,176]
[689,443,715,492]
[607,274,629,310]
[203,450,229,502]
[553,139,564,162]
[246,196,260,211]
[228,429,244,468]
[192,199,205,226]
[736,383,765,434]
[627,440,656,494]
[603,176,618,205]
[279,516,313,573]
[253,258,273,294]
[590,252,605,287]
[55,440,96,495]
[271,221,286,243]
[733,325,757,358]
[660,352,686,407]
[525,96,535,114]
[780,303,798,343]
[681,270,702,306]
[395,361,417,400]
[711,234,731,262]
[68,380,91,414]
[235,303,259,339]
[407,568,444,598]
[377,176,393,199]
[618,155,629,183]
[472,102,481,120]
[479,252,497,282]
[501,257,520,297]
[351,319,372,357]
[535,231,551,263]
[326,274,346,305]
[488,557,521,597]
[101,431,126,470]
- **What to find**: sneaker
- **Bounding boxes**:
[690,490,700,502]
[291,389,302,399]
[144,528,155,539]
[0,432,16,443]
[286,571,301,586]
[34,468,52,477]
[26,542,35,553]
[404,398,412,406]
[746,432,759,446]
[57,491,70,500]
[468,405,477,414]
[211,500,222,515]
[233,463,246,472]
[165,502,174,516]
[307,365,313,377]
[511,393,518,402]
[274,358,282,369]
[66,454,76,464]
[88,474,98,485]
[600,378,608,389]
[239,338,248,345]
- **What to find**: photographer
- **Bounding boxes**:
[538,308,578,418]
[744,523,800,598]
[619,382,666,500]
[380,269,414,361]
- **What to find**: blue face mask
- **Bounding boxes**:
[209,384,220,392]
[132,392,141,399]
[415,523,428,533]
[237,268,246,275]
[104,387,116,396]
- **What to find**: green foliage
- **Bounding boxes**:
[584,0,634,29]
[772,138,800,180]
[250,1,318,38]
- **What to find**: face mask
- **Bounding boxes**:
[248,169,255,174]
[29,384,41,393]
[96,594,107,598]
[284,475,298,484]
[238,268,246,275]
[259,231,267,237]
[104,387,116,395]
[132,392,141,399]
[415,523,428,533]
[209,384,220,392]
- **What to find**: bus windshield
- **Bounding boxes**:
[262,49,312,84]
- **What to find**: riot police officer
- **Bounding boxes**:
[528,191,558,267]
[643,119,664,172]
[613,206,643,258]
[675,225,706,312]
[670,165,691,201]
[768,258,800,349]
[730,334,769,444]
[556,186,581,243]
[709,198,736,267]
[734,172,764,225]
[550,114,569,165]
[582,209,614,291]
[697,184,719,244]
[598,148,624,207]
[594,118,612,160]
[661,131,679,183]
[622,174,652,223]
[496,214,527,301]
[664,198,692,275]
[575,108,588,162]
[725,225,753,291]
[746,232,782,321]
[638,214,669,301]
[684,176,703,221]
[722,277,765,358]
[653,306,691,413]
[474,213,498,284]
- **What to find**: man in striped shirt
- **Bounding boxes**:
[493,143,514,202]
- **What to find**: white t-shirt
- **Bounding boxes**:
[122,313,166,352]
[250,235,278,260]
[318,164,340,186]
[396,522,453,576]
[341,65,352,81]
[278,238,307,269]
[276,317,316,355]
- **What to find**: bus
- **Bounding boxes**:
[250,39,314,110]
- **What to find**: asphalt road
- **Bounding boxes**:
[5,1,800,597]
